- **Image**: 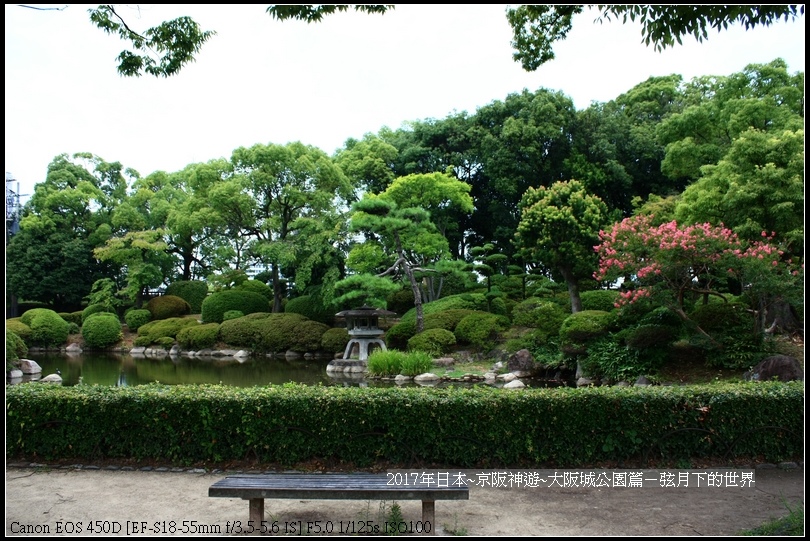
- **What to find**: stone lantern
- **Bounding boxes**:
[335,305,397,361]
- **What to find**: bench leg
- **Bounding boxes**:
[421,500,435,535]
[248,498,264,530]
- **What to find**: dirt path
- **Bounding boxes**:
[5,464,804,536]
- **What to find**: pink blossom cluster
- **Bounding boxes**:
[614,288,651,308]
[593,215,789,305]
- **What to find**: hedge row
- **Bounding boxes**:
[6,382,802,468]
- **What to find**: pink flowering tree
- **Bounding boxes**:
[594,215,801,340]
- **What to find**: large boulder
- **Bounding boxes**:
[507,349,537,375]
[743,355,804,382]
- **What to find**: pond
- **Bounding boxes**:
[14,352,569,389]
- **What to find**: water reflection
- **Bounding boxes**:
[18,352,567,389]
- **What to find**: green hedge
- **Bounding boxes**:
[6,382,802,468]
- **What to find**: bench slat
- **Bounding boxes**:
[209,473,469,501]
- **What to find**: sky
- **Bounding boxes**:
[5,4,805,203]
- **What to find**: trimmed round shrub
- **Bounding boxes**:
[559,310,616,355]
[384,320,417,350]
[165,280,209,313]
[21,308,58,327]
[124,309,152,333]
[237,279,273,301]
[287,320,331,353]
[145,295,192,321]
[423,309,479,332]
[6,319,32,342]
[455,312,510,351]
[285,295,334,325]
[223,310,244,321]
[80,304,116,325]
[321,327,350,356]
[398,293,509,323]
[201,290,270,324]
[81,313,123,349]
[407,328,456,356]
[253,313,318,353]
[218,313,270,348]
[511,298,568,332]
[580,290,620,312]
[155,336,175,349]
[28,309,70,347]
[177,323,221,350]
[137,317,199,344]
[134,336,152,347]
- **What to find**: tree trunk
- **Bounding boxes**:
[560,267,582,314]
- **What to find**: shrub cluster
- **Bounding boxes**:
[165,280,209,313]
[137,317,199,345]
[217,312,329,354]
[176,323,221,350]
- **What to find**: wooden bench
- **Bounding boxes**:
[209,472,469,535]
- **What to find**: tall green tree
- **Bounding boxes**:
[229,141,354,312]
[566,75,685,214]
[675,127,804,255]
[657,59,804,183]
[5,153,129,309]
[338,172,474,331]
[469,88,577,257]
[515,179,613,313]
